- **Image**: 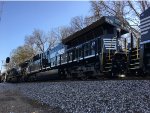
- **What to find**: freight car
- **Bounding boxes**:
[3,7,150,83]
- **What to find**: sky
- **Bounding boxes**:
[0,1,91,71]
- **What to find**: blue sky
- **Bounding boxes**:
[0,1,90,70]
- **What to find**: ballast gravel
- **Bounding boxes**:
[1,80,150,113]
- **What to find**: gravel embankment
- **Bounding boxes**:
[1,80,150,113]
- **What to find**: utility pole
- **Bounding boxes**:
[1,60,4,73]
[0,2,4,23]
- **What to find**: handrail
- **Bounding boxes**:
[101,44,104,66]
[108,37,116,60]
[136,38,139,59]
[124,38,128,57]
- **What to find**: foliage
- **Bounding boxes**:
[6,45,36,69]
[25,29,48,53]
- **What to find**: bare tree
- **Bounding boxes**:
[139,1,150,12]
[126,1,150,40]
[60,26,75,40]
[50,15,101,42]
[47,30,58,50]
[70,15,98,33]
[84,16,95,26]
[32,29,48,53]
[70,16,85,31]
[59,16,96,40]
[24,35,37,55]
[90,1,102,21]
[25,29,48,53]
[50,26,74,41]
[54,15,99,41]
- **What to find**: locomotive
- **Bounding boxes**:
[1,7,150,82]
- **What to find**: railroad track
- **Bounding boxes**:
[23,75,150,84]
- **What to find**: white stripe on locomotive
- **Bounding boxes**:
[141,31,148,35]
[140,23,150,29]
[141,15,150,22]
[140,19,150,25]
[141,26,150,32]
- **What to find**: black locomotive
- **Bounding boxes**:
[1,7,150,83]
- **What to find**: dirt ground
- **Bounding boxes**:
[0,90,65,113]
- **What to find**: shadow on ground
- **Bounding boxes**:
[0,90,65,113]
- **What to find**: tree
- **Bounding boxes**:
[5,45,36,69]
[47,30,58,50]
[84,16,95,26]
[58,16,96,40]
[49,26,74,41]
[47,26,74,50]
[24,35,37,54]
[25,29,48,53]
[90,1,102,21]
[59,26,74,40]
[70,16,85,32]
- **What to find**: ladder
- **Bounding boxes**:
[129,47,140,70]
[102,38,116,75]
[102,52,114,74]
[129,37,141,70]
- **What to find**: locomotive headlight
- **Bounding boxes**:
[119,74,126,78]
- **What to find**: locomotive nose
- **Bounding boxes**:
[111,53,127,77]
